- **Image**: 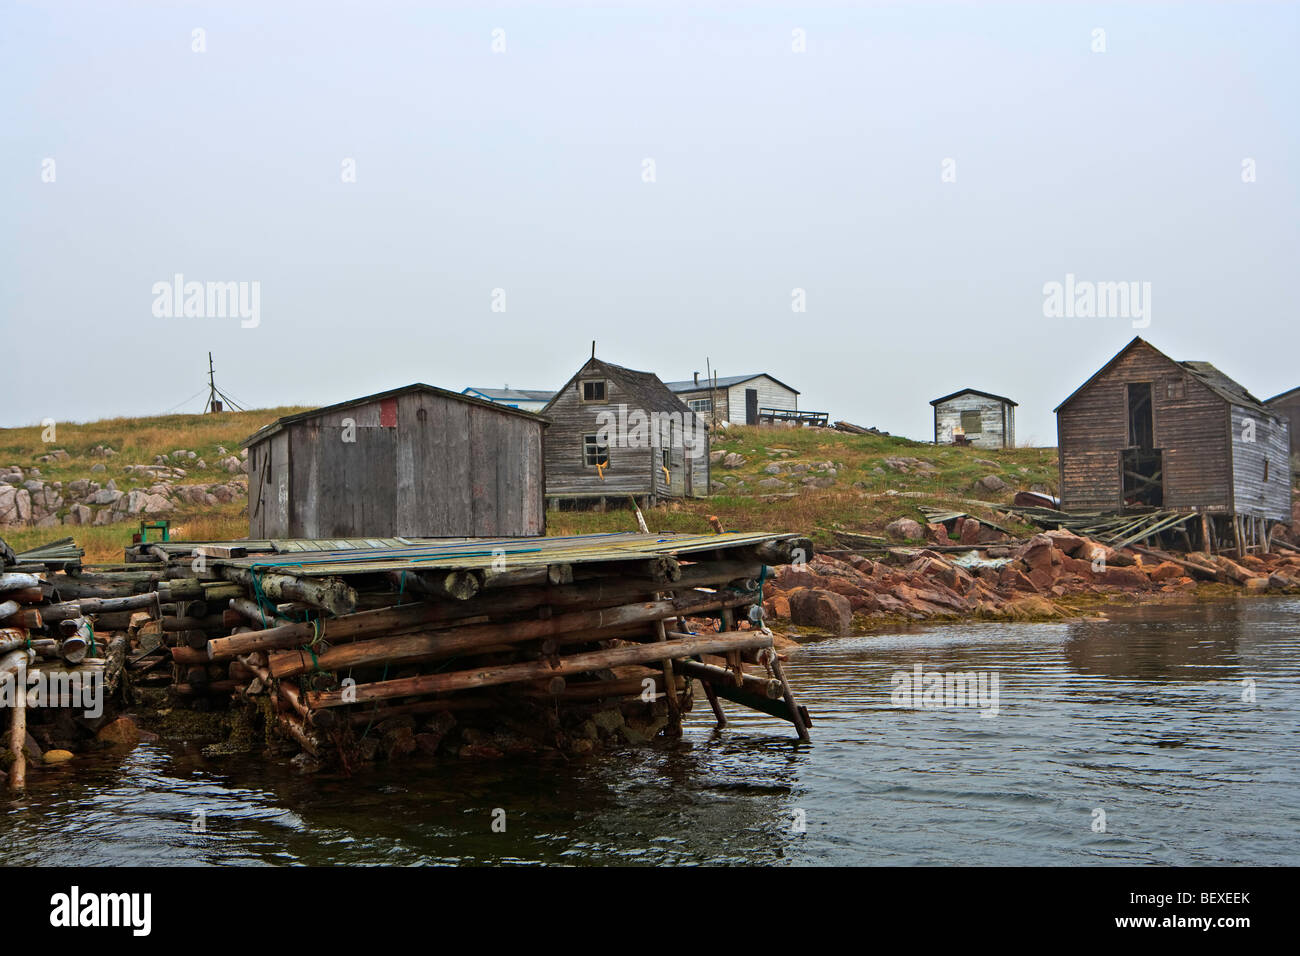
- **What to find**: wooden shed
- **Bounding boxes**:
[541,356,709,508]
[930,389,1017,449]
[1055,337,1291,543]
[242,383,546,539]
[1264,386,1300,463]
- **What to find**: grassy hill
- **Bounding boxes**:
[1,410,1058,561]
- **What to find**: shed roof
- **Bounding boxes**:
[664,372,800,395]
[1264,385,1300,405]
[1053,337,1272,414]
[242,382,547,449]
[930,388,1018,407]
[544,357,698,418]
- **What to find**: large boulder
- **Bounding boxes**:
[885,517,925,541]
[976,474,1008,493]
[787,588,853,636]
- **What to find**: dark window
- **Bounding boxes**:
[662,449,671,469]
[1166,377,1185,400]
[1264,459,1270,482]
[960,410,983,434]
[581,380,606,402]
[583,434,609,467]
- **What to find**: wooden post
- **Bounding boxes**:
[4,650,28,791]
[1233,515,1245,557]
[764,649,810,743]
[1200,512,1213,554]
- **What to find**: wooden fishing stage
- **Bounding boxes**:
[9,531,814,773]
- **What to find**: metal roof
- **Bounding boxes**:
[242,382,548,448]
[462,387,555,403]
[664,373,801,395]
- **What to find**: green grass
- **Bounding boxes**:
[547,425,1060,546]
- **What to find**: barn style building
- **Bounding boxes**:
[1055,337,1290,547]
[242,383,547,539]
[541,356,709,508]
[930,389,1017,449]
[665,373,800,425]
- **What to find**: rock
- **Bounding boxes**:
[721,453,746,469]
[1148,561,1184,582]
[976,474,1008,493]
[90,463,106,473]
[96,716,142,748]
[1243,577,1270,593]
[1044,529,1087,556]
[763,463,782,475]
[924,522,952,546]
[959,517,981,546]
[195,459,206,470]
[67,503,93,525]
[787,588,853,636]
[757,477,789,491]
[885,517,924,541]
[43,749,75,765]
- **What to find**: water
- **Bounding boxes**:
[4,597,1298,866]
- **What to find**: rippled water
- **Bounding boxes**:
[4,597,1298,866]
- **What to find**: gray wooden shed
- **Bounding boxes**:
[242,383,547,539]
[930,389,1017,449]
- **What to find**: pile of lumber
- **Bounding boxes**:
[0,551,136,791]
[113,532,814,766]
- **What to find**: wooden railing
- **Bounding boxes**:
[758,407,829,427]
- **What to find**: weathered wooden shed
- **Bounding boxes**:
[1055,337,1291,545]
[1264,386,1300,462]
[242,383,547,539]
[930,389,1017,449]
[541,356,709,508]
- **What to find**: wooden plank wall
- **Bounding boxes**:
[543,373,656,499]
[1229,405,1292,520]
[933,395,1012,449]
[250,392,544,538]
[1058,341,1232,512]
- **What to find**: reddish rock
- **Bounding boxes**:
[774,567,820,591]
[998,566,1039,592]
[95,716,141,748]
[1044,529,1088,556]
[1098,566,1149,588]
[1148,561,1183,582]
[788,588,853,636]
[925,522,952,546]
[959,518,981,546]
[768,592,791,619]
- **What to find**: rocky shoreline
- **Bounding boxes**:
[762,531,1300,638]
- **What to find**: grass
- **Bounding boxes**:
[547,425,1059,546]
[2,413,1059,563]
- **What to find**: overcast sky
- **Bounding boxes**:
[3,1,1296,444]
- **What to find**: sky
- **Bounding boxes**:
[2,0,1297,445]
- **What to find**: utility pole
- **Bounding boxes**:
[205,352,222,413]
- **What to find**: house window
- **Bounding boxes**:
[1166,377,1185,400]
[687,398,712,413]
[583,434,609,467]
[960,411,983,434]
[581,380,607,402]
[1264,459,1270,482]
[662,449,671,469]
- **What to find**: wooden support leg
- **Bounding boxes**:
[1201,512,1213,554]
[1233,515,1245,557]
[8,659,27,791]
[653,607,682,737]
[700,677,727,729]
[765,649,810,743]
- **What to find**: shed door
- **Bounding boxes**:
[745,388,759,425]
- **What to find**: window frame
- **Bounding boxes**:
[583,433,609,468]
[580,380,607,403]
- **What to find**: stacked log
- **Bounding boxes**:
[114,533,817,764]
[0,563,140,789]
